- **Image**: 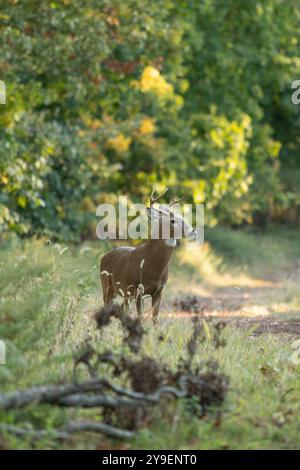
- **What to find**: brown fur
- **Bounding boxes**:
[100,239,174,321]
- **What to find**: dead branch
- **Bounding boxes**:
[0,381,187,411]
[0,421,134,440]
[101,380,186,402]
[0,424,69,440]
[0,379,105,410]
[61,421,134,439]
[56,393,143,408]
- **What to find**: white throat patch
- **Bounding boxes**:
[165,239,177,247]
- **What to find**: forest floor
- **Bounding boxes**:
[1,226,300,450]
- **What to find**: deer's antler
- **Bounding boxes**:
[150,187,169,207]
[168,190,188,208]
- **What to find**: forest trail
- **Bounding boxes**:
[161,263,300,337]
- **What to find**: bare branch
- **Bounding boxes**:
[0,421,134,440]
[0,423,68,440]
[103,381,186,402]
[0,379,188,412]
[0,379,105,410]
[56,393,143,408]
[61,421,134,439]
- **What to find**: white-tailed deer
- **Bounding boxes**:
[100,188,196,322]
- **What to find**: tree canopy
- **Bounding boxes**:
[0,0,299,239]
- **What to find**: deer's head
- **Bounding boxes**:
[146,187,197,241]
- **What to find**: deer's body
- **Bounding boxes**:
[100,188,196,321]
[100,239,174,319]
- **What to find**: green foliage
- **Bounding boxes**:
[0,0,299,238]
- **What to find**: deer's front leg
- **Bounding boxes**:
[136,292,143,318]
[151,286,164,324]
[122,297,130,314]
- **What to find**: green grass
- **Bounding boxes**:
[206,225,300,278]
[0,227,300,449]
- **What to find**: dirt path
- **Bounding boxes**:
[166,276,300,336]
[164,311,300,337]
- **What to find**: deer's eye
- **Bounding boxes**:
[171,219,175,225]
